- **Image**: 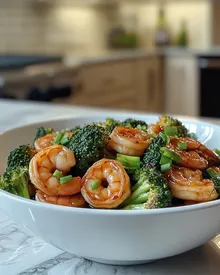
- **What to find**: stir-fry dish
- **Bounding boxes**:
[1,116,220,210]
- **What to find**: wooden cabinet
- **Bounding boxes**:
[63,56,165,113]
[135,56,164,113]
[164,55,199,116]
[72,60,137,110]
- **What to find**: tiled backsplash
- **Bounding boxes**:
[119,1,211,49]
[0,0,46,53]
[0,0,213,55]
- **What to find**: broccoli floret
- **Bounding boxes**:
[1,144,35,198]
[0,167,30,199]
[188,132,198,140]
[70,126,81,134]
[157,115,189,138]
[122,118,148,132]
[116,153,140,175]
[142,132,168,170]
[67,125,108,172]
[97,118,122,135]
[206,168,220,195]
[7,145,35,170]
[213,177,220,195]
[34,127,53,141]
[122,167,172,209]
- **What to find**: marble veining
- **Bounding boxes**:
[0,214,62,275]
[18,242,220,275]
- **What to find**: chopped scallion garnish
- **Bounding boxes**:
[53,132,65,145]
[178,142,187,150]
[136,124,147,131]
[90,180,100,190]
[60,175,73,184]
[161,147,181,163]
[53,169,63,179]
[160,155,172,165]
[60,136,70,145]
[164,126,178,137]
[161,162,171,172]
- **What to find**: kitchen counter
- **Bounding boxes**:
[1,99,220,275]
[2,46,220,88]
[63,47,220,67]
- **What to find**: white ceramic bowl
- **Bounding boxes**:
[1,115,220,265]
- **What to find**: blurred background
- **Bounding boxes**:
[1,0,220,117]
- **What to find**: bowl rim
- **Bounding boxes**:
[1,114,220,216]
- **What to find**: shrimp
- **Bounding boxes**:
[108,127,150,156]
[36,190,87,208]
[167,144,208,169]
[165,137,220,169]
[81,158,131,209]
[34,134,56,152]
[170,137,220,167]
[34,132,73,152]
[165,166,218,202]
[147,123,163,135]
[29,144,82,196]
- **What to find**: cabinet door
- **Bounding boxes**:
[134,56,164,113]
[71,60,138,111]
[164,56,199,116]
[146,56,164,113]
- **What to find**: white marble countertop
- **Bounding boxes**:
[1,99,220,275]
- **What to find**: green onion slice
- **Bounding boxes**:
[53,132,65,144]
[60,175,73,184]
[164,126,178,137]
[160,155,172,165]
[161,147,182,163]
[178,142,187,150]
[90,180,100,190]
[53,169,63,179]
[161,163,171,172]
[60,136,70,145]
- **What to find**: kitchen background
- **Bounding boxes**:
[1,0,220,118]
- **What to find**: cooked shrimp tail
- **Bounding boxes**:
[36,190,87,208]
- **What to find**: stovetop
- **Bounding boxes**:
[0,54,63,70]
